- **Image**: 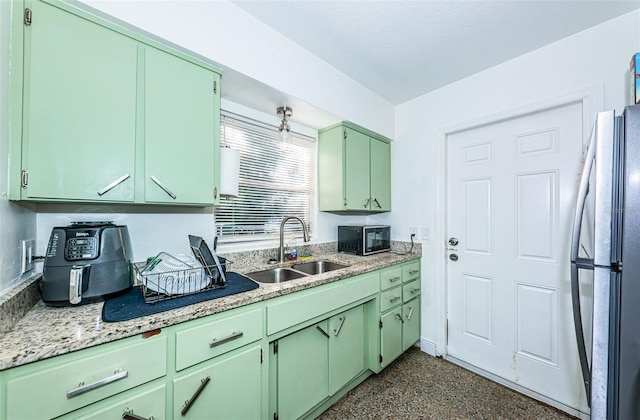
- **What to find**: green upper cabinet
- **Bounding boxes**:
[318,122,392,213]
[144,47,219,205]
[11,0,221,205]
[21,0,137,202]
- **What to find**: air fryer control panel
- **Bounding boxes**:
[65,236,99,260]
[46,226,101,261]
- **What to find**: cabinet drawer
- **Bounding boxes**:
[402,261,420,282]
[60,383,166,420]
[6,335,166,420]
[403,279,421,303]
[379,267,402,291]
[267,272,379,335]
[175,307,263,371]
[380,287,402,312]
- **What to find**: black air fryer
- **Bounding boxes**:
[42,222,133,306]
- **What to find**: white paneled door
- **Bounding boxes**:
[446,102,588,413]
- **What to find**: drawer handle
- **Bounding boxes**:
[389,276,401,283]
[390,296,401,304]
[316,325,330,339]
[334,316,346,337]
[406,306,414,321]
[395,313,405,324]
[122,409,154,420]
[150,176,177,199]
[181,376,210,416]
[66,370,128,399]
[97,174,130,196]
[409,269,419,275]
[410,288,420,295]
[209,331,243,348]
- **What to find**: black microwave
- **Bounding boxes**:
[338,225,391,256]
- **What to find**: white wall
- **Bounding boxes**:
[0,1,37,295]
[380,10,640,354]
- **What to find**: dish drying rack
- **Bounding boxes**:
[134,252,230,304]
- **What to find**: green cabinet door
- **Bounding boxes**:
[344,127,371,210]
[380,308,403,368]
[23,0,137,201]
[328,305,365,395]
[278,321,330,419]
[144,47,218,205]
[370,137,391,211]
[173,345,262,419]
[402,298,421,351]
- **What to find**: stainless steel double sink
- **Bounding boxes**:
[246,260,348,283]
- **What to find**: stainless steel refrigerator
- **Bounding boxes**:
[571,104,640,419]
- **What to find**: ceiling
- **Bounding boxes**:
[232,0,640,105]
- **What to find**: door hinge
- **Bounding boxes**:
[343,129,347,139]
[344,197,348,207]
[273,341,278,354]
[445,319,449,346]
[379,354,383,364]
[214,186,218,200]
[379,319,383,329]
[213,81,217,94]
[21,170,28,188]
[260,348,264,364]
[24,8,32,26]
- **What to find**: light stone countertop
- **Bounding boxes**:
[0,249,420,371]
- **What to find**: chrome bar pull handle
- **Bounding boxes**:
[122,410,153,420]
[363,197,371,208]
[97,174,130,196]
[390,296,401,304]
[334,316,346,337]
[395,313,405,324]
[150,176,177,199]
[389,276,401,283]
[410,288,420,295]
[374,198,382,209]
[406,306,414,321]
[181,376,210,416]
[316,325,330,339]
[67,370,128,399]
[209,331,243,348]
[409,270,419,275]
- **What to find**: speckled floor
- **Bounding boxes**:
[319,347,577,419]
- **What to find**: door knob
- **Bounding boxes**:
[448,237,459,246]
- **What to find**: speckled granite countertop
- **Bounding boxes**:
[0,247,420,371]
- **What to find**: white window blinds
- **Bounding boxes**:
[215,111,315,242]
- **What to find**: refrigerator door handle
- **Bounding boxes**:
[570,124,597,406]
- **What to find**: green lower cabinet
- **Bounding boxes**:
[59,383,166,420]
[380,307,403,368]
[277,321,330,420]
[402,298,421,351]
[173,345,262,419]
[328,305,365,394]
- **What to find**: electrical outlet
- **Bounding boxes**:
[20,239,35,276]
[409,226,418,237]
[421,227,431,241]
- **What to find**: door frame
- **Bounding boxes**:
[432,85,604,359]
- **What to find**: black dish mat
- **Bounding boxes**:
[102,272,259,323]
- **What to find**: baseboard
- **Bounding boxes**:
[419,338,436,356]
[446,356,589,419]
